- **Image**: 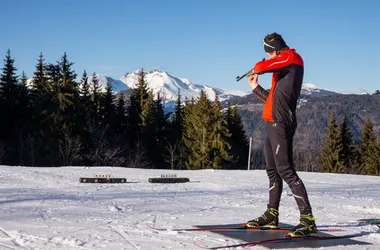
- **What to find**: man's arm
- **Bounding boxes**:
[253,50,294,75]
[248,74,269,103]
[253,85,269,103]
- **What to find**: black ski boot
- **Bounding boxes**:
[287,213,317,237]
[246,206,279,228]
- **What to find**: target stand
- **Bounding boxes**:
[148,174,190,183]
[79,174,126,184]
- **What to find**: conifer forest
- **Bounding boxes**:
[0,50,379,175]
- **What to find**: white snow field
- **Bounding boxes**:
[0,166,379,250]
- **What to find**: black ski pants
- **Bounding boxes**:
[264,121,312,214]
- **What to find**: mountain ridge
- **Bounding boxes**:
[88,70,340,103]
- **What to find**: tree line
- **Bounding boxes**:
[1,49,378,175]
[0,49,248,169]
[319,111,380,175]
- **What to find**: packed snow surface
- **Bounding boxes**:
[0,166,379,249]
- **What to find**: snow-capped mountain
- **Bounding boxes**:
[88,74,129,92]
[119,70,250,102]
[301,83,339,96]
[297,83,340,108]
[28,70,339,101]
[120,70,201,101]
[86,70,250,104]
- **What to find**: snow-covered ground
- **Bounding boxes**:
[0,166,379,250]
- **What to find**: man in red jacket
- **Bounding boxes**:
[246,32,317,237]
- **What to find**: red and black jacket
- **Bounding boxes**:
[252,49,304,126]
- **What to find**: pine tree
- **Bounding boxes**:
[139,91,159,166]
[86,73,108,165]
[337,113,356,173]
[140,91,154,132]
[125,69,154,168]
[209,94,233,168]
[115,92,127,135]
[56,53,79,131]
[14,71,31,165]
[18,71,30,110]
[0,49,18,98]
[182,97,201,169]
[78,70,91,150]
[0,49,18,127]
[60,52,79,118]
[90,73,102,128]
[150,92,170,168]
[20,71,28,87]
[44,62,61,125]
[226,105,249,169]
[114,92,129,162]
[126,70,151,146]
[126,69,151,147]
[358,118,380,175]
[136,69,152,130]
[126,88,141,146]
[30,53,48,98]
[319,110,344,173]
[94,79,125,166]
[165,89,185,169]
[102,80,116,130]
[18,72,30,113]
[45,63,61,90]
[78,70,91,127]
[182,91,215,169]
[59,52,77,89]
[79,70,90,101]
[40,53,79,165]
[29,53,51,165]
[172,88,184,144]
[0,49,18,164]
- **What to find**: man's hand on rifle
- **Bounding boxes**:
[248,72,258,90]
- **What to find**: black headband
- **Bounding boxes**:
[263,37,287,53]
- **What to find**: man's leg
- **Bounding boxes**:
[265,123,283,210]
[246,122,281,228]
[269,122,316,236]
[269,123,312,213]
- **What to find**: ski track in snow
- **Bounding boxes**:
[0,166,379,249]
[0,225,28,250]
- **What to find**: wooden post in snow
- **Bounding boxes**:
[247,137,252,170]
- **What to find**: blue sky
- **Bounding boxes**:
[1,0,379,93]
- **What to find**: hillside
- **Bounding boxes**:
[234,94,380,153]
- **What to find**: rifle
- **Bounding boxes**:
[236,58,265,81]
[236,70,255,82]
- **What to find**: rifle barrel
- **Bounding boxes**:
[236,70,254,82]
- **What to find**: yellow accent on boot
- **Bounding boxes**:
[246,219,278,228]
[267,208,279,217]
[301,213,316,221]
[246,208,279,228]
[288,214,317,237]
